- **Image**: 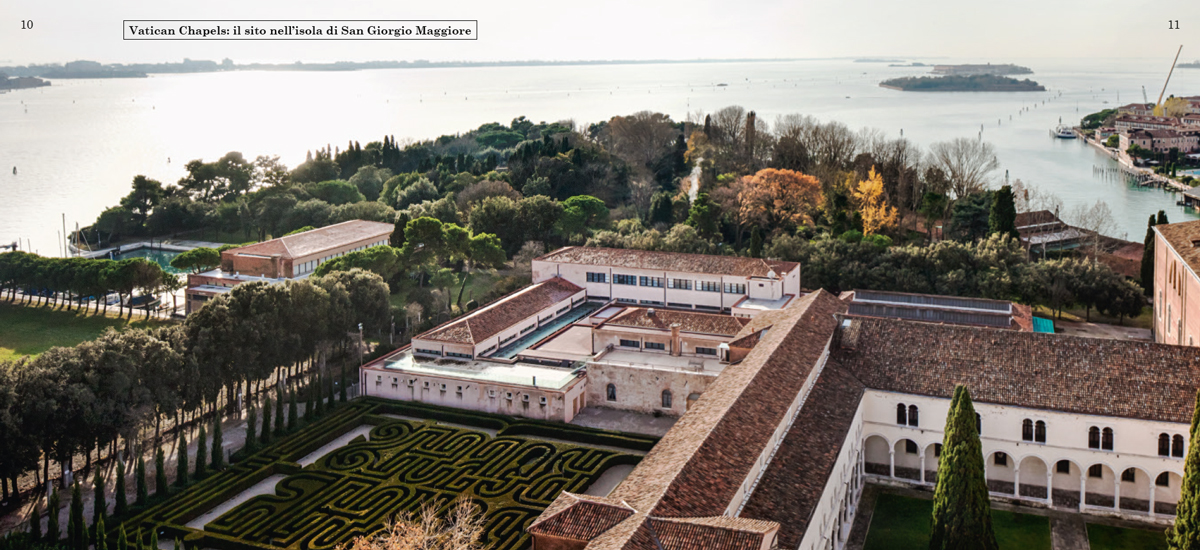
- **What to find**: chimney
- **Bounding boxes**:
[670,322,682,357]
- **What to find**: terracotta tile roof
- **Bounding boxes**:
[608,291,846,517]
[536,246,799,278]
[528,493,635,542]
[1155,220,1200,277]
[227,219,393,260]
[625,516,777,550]
[1014,210,1061,229]
[604,308,749,336]
[835,316,1200,424]
[414,277,583,345]
[738,365,864,548]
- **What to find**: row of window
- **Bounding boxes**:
[295,239,389,276]
[605,384,673,408]
[586,272,749,294]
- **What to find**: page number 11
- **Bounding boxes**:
[1169,20,1180,29]
[21,20,33,29]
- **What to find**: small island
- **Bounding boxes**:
[1180,60,1200,69]
[931,63,1033,76]
[888,62,927,67]
[855,58,905,63]
[880,74,1045,92]
[0,73,49,90]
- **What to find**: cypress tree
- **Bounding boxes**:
[305,378,315,422]
[327,373,336,410]
[29,501,42,540]
[340,367,348,403]
[47,487,60,543]
[135,529,142,550]
[154,446,167,498]
[287,387,298,432]
[117,524,127,550]
[1168,389,1200,548]
[274,387,285,435]
[749,226,763,258]
[93,470,107,526]
[211,418,224,470]
[261,396,273,445]
[315,374,325,417]
[135,455,147,505]
[988,185,1019,240]
[930,385,998,550]
[149,529,158,550]
[176,432,189,487]
[95,514,106,550]
[115,458,128,517]
[69,480,85,550]
[195,424,207,479]
[1160,210,1170,226]
[174,538,181,550]
[245,402,258,452]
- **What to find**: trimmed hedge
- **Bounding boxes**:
[119,399,650,550]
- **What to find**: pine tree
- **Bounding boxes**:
[287,387,298,432]
[95,514,107,550]
[245,402,258,452]
[93,470,107,526]
[47,487,60,543]
[274,387,285,435]
[1169,389,1200,549]
[117,524,128,550]
[176,432,189,487]
[29,501,42,540]
[135,455,147,505]
[155,446,168,498]
[211,418,224,470]
[988,185,1019,240]
[930,385,998,550]
[195,424,207,479]
[69,480,85,550]
[115,458,128,517]
[261,396,273,445]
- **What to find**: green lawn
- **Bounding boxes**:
[0,302,169,361]
[1087,523,1167,550]
[863,493,1051,550]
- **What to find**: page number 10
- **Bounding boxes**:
[1169,20,1180,29]
[21,20,33,29]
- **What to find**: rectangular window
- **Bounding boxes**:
[445,352,472,359]
[619,339,639,348]
[696,347,717,356]
[520,324,536,334]
[698,280,721,292]
[667,302,692,308]
[614,274,637,285]
[994,452,1007,466]
[557,306,570,315]
[415,348,442,356]
[499,335,516,345]
[639,300,664,306]
[639,276,664,288]
[668,279,692,290]
[723,283,746,294]
[644,342,665,351]
[586,272,607,283]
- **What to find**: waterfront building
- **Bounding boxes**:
[1119,128,1200,154]
[1014,210,1085,255]
[1152,220,1200,346]
[184,219,393,314]
[1117,102,1156,116]
[1113,114,1183,132]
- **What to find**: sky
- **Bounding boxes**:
[2,0,1199,65]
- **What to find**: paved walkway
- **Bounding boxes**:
[1050,515,1090,550]
[569,407,677,437]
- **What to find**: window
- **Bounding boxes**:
[639,276,664,288]
[723,283,746,294]
[446,352,472,359]
[994,452,1007,466]
[586,272,607,283]
[1174,434,1186,458]
[934,443,942,457]
[614,274,637,286]
[1088,427,1101,449]
[908,404,919,427]
[1157,472,1171,487]
[896,404,908,425]
[638,300,664,306]
[698,280,721,292]
[1022,419,1034,441]
[619,339,639,348]
[645,342,666,351]
[1035,420,1046,443]
[1102,427,1114,450]
[662,390,672,409]
[1121,468,1136,483]
[606,384,616,402]
[520,324,536,334]
[696,347,717,356]
[539,396,547,405]
[1088,464,1103,478]
[1160,433,1172,457]
[905,440,918,454]
[1056,460,1071,474]
[976,413,981,435]
[668,279,692,290]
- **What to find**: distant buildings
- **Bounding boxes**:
[1120,128,1200,155]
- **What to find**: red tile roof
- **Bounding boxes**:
[528,493,635,542]
[415,277,583,345]
[227,219,393,260]
[1155,220,1200,277]
[604,307,749,336]
[535,246,798,278]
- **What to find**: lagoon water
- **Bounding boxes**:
[2,57,1198,255]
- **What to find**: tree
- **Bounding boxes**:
[68,480,84,550]
[155,446,167,498]
[114,458,127,517]
[95,514,107,550]
[245,402,258,452]
[117,525,128,550]
[928,138,1000,199]
[211,418,224,470]
[558,195,609,239]
[29,500,42,540]
[649,192,675,226]
[685,193,721,241]
[390,212,409,249]
[135,455,147,506]
[93,470,107,526]
[749,227,763,258]
[738,168,822,232]
[314,245,401,280]
[47,487,60,543]
[930,385,998,550]
[120,176,165,229]
[946,192,993,242]
[1169,390,1200,549]
[343,499,483,550]
[853,168,899,236]
[988,185,1019,240]
[195,424,207,479]
[1143,214,1159,295]
[261,395,273,445]
[1066,200,1117,261]
[275,387,285,435]
[288,388,299,432]
[169,248,221,274]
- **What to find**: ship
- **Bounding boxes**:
[1053,125,1076,139]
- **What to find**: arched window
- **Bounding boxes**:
[1102,427,1114,450]
[1157,472,1171,487]
[661,390,672,409]
[606,384,616,402]
[1056,460,1070,474]
[896,404,907,425]
[1160,433,1172,456]
[908,405,919,427]
[1174,434,1185,458]
[1022,419,1034,441]
[1121,468,1136,483]
[1088,427,1100,449]
[1035,420,1046,443]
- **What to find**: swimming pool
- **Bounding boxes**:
[106,247,185,274]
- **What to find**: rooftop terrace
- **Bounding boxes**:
[381,349,581,390]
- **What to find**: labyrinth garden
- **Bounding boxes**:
[125,398,655,550]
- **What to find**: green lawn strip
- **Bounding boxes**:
[863,493,1050,550]
[0,302,169,361]
[1086,522,1167,550]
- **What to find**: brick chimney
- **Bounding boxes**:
[670,323,682,356]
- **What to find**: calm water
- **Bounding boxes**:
[108,247,184,274]
[3,57,1198,255]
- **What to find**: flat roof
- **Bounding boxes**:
[535,246,798,278]
[226,219,393,261]
[732,295,795,312]
[380,349,580,390]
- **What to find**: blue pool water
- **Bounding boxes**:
[108,247,185,274]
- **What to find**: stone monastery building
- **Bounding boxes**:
[359,246,1198,550]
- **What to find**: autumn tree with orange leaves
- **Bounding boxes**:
[853,168,898,236]
[737,168,822,233]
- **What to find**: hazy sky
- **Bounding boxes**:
[3,0,1199,65]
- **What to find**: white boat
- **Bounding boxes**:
[1053,125,1076,139]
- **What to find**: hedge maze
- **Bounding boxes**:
[125,398,654,550]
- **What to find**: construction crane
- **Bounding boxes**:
[1142,85,1149,105]
[1154,45,1184,115]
